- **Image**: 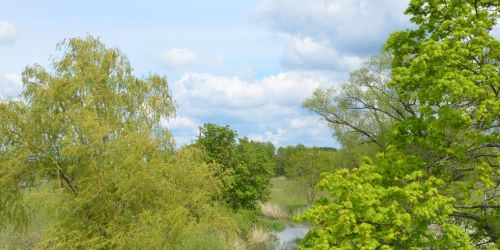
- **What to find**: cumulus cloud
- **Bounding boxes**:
[247,116,333,146]
[161,115,200,147]
[169,70,339,147]
[249,128,287,145]
[161,48,224,72]
[0,21,16,44]
[0,73,22,98]
[252,0,410,71]
[289,115,332,139]
[290,116,321,129]
[282,36,363,71]
[162,116,197,130]
[171,70,337,113]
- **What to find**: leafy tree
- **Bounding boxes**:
[196,123,238,173]
[385,0,500,246]
[275,144,307,176]
[235,138,274,209]
[300,0,499,248]
[0,36,239,249]
[303,54,413,170]
[195,123,273,210]
[287,148,337,205]
[274,145,338,205]
[304,53,414,150]
[301,151,474,249]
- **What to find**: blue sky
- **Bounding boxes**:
[0,0,414,148]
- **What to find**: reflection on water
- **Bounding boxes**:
[273,224,310,250]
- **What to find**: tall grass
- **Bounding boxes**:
[233,226,274,250]
[249,226,272,245]
[260,203,289,220]
[268,177,308,211]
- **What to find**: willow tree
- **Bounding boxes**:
[0,37,237,249]
[304,53,412,150]
[301,0,499,249]
[303,53,414,167]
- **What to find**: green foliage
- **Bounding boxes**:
[301,0,499,248]
[384,0,499,246]
[235,138,275,209]
[275,144,305,176]
[303,53,413,150]
[196,123,238,172]
[302,54,404,171]
[256,218,287,232]
[301,152,474,249]
[287,148,337,205]
[195,123,274,210]
[0,185,61,249]
[0,36,239,249]
[268,177,308,212]
[275,145,341,205]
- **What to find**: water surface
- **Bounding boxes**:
[273,224,310,250]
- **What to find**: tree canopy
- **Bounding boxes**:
[304,53,413,150]
[0,1,498,249]
[300,0,499,249]
[195,123,274,210]
[0,37,240,249]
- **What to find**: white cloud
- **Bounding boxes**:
[161,116,200,148]
[162,116,197,130]
[290,116,316,129]
[173,135,196,147]
[289,115,330,136]
[171,70,337,113]
[0,21,16,44]
[282,36,363,71]
[162,48,200,70]
[169,70,340,147]
[249,128,287,145]
[247,115,332,146]
[161,48,224,72]
[252,0,410,70]
[0,73,22,99]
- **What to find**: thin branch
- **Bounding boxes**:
[321,114,384,148]
[454,205,500,209]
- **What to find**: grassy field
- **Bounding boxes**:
[254,177,309,234]
[1,177,308,248]
[268,177,308,213]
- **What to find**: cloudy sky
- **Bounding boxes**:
[0,0,413,148]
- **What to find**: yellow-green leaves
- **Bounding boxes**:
[1,37,241,249]
[300,155,472,249]
[302,0,498,248]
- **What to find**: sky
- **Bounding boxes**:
[0,0,414,148]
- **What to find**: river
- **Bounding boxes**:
[272,224,310,250]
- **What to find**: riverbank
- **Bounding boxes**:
[257,177,311,249]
